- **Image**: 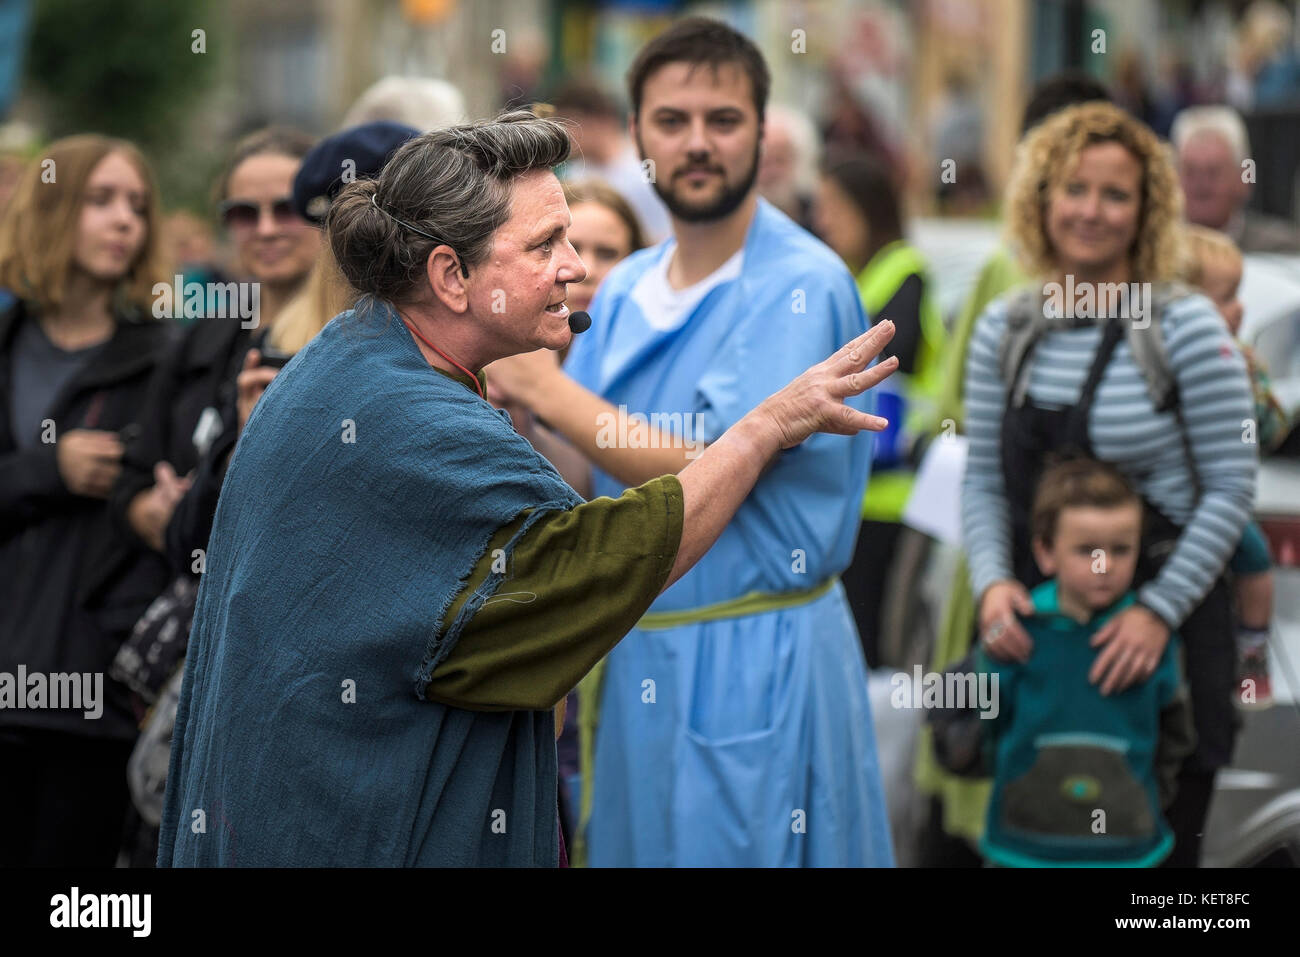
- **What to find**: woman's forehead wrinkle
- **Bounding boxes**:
[522,199,569,243]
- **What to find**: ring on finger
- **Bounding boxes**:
[983,621,1007,646]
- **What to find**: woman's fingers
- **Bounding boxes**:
[831,320,895,376]
[981,619,1031,662]
[834,355,899,397]
[1089,618,1119,648]
[1089,632,1132,693]
[832,406,890,433]
[1000,618,1033,662]
[1088,619,1124,689]
[769,321,899,445]
[1098,646,1137,697]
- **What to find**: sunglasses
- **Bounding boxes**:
[218,196,301,232]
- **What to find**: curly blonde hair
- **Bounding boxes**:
[1003,101,1184,283]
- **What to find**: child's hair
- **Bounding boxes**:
[1179,223,1242,288]
[1032,458,1142,546]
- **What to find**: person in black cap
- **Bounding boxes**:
[292,121,420,225]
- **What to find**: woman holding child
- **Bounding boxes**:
[962,102,1257,866]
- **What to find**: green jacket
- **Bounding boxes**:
[976,581,1195,867]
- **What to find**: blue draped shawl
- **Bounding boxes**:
[157,301,584,866]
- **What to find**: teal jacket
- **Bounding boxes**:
[977,581,1195,867]
[158,302,585,866]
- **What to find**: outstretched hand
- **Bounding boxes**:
[757,320,899,449]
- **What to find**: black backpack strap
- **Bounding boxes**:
[1077,318,1128,419]
[1057,318,1128,455]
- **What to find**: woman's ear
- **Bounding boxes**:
[425,246,469,313]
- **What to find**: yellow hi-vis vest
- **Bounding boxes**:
[855,240,944,522]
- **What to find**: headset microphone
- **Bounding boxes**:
[568,310,592,334]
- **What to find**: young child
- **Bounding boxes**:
[1182,224,1284,708]
[978,459,1195,867]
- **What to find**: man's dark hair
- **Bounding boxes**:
[1021,72,1112,135]
[627,16,770,123]
[550,81,623,122]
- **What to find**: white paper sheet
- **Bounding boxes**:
[901,435,968,545]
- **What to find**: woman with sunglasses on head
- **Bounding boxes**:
[110,128,317,563]
[0,134,172,866]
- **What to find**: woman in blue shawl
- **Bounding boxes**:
[156,111,899,867]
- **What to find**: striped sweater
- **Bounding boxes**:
[961,289,1257,628]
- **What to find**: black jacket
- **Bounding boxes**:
[109,315,254,562]
[0,300,173,740]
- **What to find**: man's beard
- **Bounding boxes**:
[641,137,761,223]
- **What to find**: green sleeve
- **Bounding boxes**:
[425,474,684,712]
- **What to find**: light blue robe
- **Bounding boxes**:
[565,199,895,866]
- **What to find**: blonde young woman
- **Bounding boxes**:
[962,102,1256,866]
[0,134,171,866]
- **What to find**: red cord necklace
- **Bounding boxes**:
[401,318,484,400]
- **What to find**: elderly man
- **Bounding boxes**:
[1173,105,1300,254]
[757,103,821,232]
[155,110,897,867]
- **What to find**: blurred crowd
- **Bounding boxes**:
[1,5,1299,869]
